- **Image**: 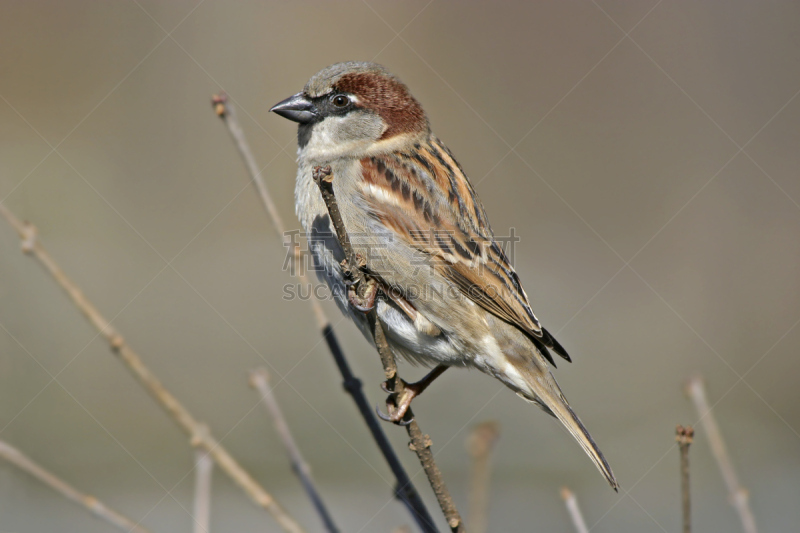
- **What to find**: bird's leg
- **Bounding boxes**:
[377,365,449,424]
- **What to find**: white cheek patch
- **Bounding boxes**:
[305,115,381,162]
[308,117,344,154]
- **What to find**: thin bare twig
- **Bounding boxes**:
[0,439,152,533]
[686,376,759,533]
[560,487,589,533]
[250,368,339,533]
[0,204,305,533]
[312,165,464,533]
[676,425,694,533]
[212,93,323,329]
[192,425,213,533]
[466,421,500,533]
[213,93,437,532]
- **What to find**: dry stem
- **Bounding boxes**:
[560,487,589,533]
[213,93,437,532]
[192,425,213,533]
[466,421,500,533]
[312,165,464,532]
[250,368,339,533]
[676,425,694,533]
[685,376,759,533]
[212,92,324,327]
[0,204,305,533]
[0,439,152,533]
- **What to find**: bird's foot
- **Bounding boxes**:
[348,276,378,312]
[375,365,448,425]
[311,165,333,184]
[376,386,416,426]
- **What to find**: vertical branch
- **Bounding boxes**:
[192,425,213,533]
[560,487,589,533]
[0,204,305,533]
[313,165,464,533]
[323,322,438,533]
[466,421,500,533]
[249,368,339,533]
[212,94,437,532]
[0,439,152,533]
[676,425,694,533]
[686,376,759,533]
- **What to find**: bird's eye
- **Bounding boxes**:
[331,94,350,108]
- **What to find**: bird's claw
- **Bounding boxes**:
[375,404,413,426]
[347,277,378,312]
[376,382,417,425]
[312,165,333,184]
[376,366,448,425]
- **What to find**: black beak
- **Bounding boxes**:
[270,92,318,124]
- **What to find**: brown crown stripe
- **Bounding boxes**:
[334,72,427,140]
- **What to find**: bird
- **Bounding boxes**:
[270,61,617,490]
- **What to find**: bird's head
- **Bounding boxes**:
[270,62,429,161]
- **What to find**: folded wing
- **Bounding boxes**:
[356,137,570,365]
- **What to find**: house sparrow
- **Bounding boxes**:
[271,61,617,489]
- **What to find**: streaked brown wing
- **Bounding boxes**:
[357,137,570,364]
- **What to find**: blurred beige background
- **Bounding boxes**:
[1,1,799,531]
